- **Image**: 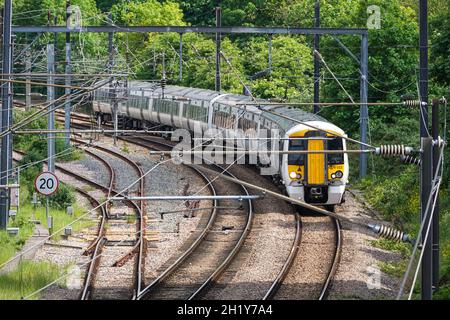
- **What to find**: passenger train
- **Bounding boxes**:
[91,81,349,211]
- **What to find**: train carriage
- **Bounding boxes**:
[92,81,349,210]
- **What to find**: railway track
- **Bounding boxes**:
[71,139,146,299]
[57,127,248,300]
[78,148,113,300]
[319,217,342,300]
[52,111,343,300]
[269,214,342,300]
[125,136,342,300]
[116,137,253,300]
[63,129,231,300]
[13,142,145,299]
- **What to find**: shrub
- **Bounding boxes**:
[45,184,75,210]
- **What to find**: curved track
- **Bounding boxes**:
[318,217,342,300]
[71,138,146,299]
[78,148,113,300]
[53,111,343,300]
[14,144,144,299]
[263,211,302,300]
[129,136,342,300]
[268,214,342,300]
[120,137,254,300]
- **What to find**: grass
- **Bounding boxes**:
[370,238,411,258]
[433,285,450,300]
[0,260,62,300]
[0,189,94,299]
[371,240,411,278]
[57,147,85,162]
[0,216,35,265]
[81,185,96,192]
[356,171,450,299]
[126,214,137,224]
[22,202,94,241]
[121,141,130,153]
[378,260,408,278]
[0,187,95,266]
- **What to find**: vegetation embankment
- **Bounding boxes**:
[0,109,91,299]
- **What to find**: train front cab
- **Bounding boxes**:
[284,129,347,210]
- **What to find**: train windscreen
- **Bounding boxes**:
[327,138,344,165]
[288,139,306,165]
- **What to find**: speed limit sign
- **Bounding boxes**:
[35,172,59,196]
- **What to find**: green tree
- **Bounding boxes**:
[11,0,107,75]
[174,0,217,25]
[307,1,419,137]
[430,0,450,87]
[110,0,186,78]
[243,36,313,100]
[181,35,245,92]
[96,0,121,12]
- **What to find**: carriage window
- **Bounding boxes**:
[327,138,344,165]
[288,139,306,165]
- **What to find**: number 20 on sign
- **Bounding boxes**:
[34,172,59,196]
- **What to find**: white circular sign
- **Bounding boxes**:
[35,172,59,196]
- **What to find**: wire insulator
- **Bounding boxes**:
[400,155,421,166]
[368,224,413,243]
[403,100,425,108]
[376,144,412,157]
[434,136,446,148]
[160,77,166,90]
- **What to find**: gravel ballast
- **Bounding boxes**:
[200,166,297,300]
[327,191,404,299]
[18,130,405,300]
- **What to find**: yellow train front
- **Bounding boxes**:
[281,122,349,212]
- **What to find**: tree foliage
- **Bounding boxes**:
[430,0,450,86]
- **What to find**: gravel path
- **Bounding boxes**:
[73,155,110,187]
[89,149,140,194]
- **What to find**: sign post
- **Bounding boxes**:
[34,172,59,230]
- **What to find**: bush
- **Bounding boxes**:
[434,285,450,300]
[15,111,81,210]
[357,168,450,298]
[45,184,75,210]
[357,166,420,232]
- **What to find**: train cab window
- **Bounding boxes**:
[288,139,306,165]
[327,137,344,164]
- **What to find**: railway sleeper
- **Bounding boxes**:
[105,240,137,246]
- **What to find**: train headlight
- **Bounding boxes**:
[331,173,336,179]
[289,171,297,179]
[335,170,343,178]
[297,173,302,179]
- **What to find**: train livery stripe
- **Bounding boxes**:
[307,139,326,185]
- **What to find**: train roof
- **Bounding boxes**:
[260,106,329,131]
[124,81,333,131]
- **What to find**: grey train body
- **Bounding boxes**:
[91,81,349,208]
